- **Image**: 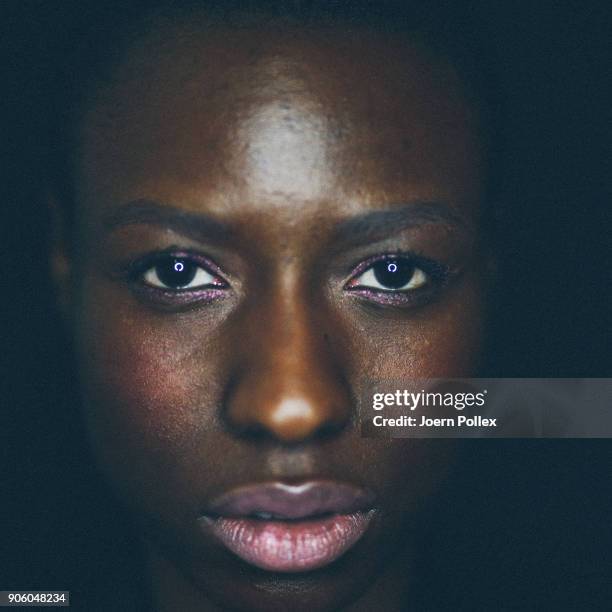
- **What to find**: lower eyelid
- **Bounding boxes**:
[347,289,429,308]
[129,283,229,310]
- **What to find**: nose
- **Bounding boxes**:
[223,278,352,444]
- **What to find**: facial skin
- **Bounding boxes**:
[53,14,489,612]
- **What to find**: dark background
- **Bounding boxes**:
[2,1,611,610]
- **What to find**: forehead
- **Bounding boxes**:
[74,15,485,225]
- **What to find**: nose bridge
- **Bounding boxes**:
[224,263,351,443]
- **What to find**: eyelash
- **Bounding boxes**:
[344,253,450,307]
[124,250,450,308]
[125,250,228,306]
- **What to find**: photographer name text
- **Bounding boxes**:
[372,414,496,428]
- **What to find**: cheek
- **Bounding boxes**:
[74,296,223,498]
[83,331,196,438]
[347,277,485,380]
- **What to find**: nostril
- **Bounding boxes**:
[229,421,270,442]
[316,419,347,440]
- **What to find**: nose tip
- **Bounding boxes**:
[239,395,347,443]
[224,348,352,444]
[269,397,320,440]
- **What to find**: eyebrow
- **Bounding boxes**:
[102,199,232,242]
[102,198,469,246]
[331,201,470,246]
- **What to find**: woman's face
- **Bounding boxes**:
[62,17,488,612]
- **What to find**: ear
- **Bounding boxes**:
[47,192,74,325]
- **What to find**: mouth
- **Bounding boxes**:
[197,481,376,573]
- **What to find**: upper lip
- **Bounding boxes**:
[203,481,375,520]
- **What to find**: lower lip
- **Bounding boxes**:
[201,511,373,572]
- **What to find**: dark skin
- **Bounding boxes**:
[52,16,489,612]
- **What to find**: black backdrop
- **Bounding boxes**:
[2,1,611,610]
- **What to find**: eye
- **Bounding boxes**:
[344,254,451,308]
[349,258,428,292]
[142,256,223,290]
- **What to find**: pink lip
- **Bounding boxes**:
[198,481,375,572]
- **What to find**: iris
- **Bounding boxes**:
[155,258,198,288]
[372,259,415,289]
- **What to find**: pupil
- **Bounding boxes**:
[373,259,414,289]
[156,258,197,288]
